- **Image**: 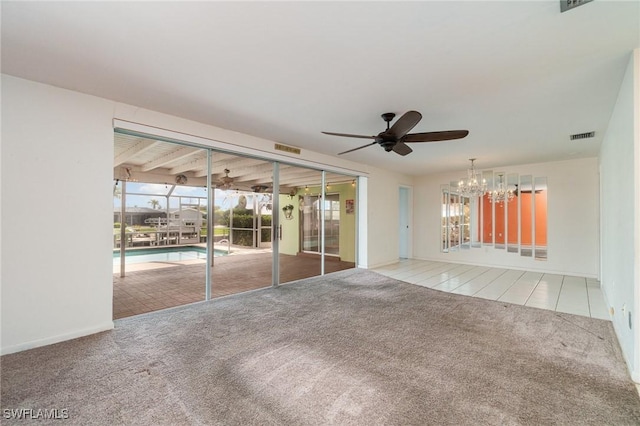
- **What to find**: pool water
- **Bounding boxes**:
[113,246,226,265]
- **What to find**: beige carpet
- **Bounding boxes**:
[2,269,639,425]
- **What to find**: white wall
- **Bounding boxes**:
[1,75,116,353]
[364,171,414,268]
[1,74,411,354]
[413,157,600,278]
[600,50,639,381]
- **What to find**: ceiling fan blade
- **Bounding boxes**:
[322,131,376,139]
[338,141,378,155]
[387,110,422,139]
[402,130,469,143]
[392,142,413,156]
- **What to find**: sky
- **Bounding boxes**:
[113,181,271,213]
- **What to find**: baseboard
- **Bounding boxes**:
[1,321,115,356]
[366,259,403,269]
[411,256,599,279]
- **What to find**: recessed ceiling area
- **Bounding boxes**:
[3,1,639,175]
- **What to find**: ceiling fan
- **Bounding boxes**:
[216,168,234,189]
[322,111,469,156]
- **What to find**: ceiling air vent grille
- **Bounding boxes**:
[561,0,593,13]
[570,131,595,141]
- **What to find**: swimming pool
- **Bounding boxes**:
[113,246,226,265]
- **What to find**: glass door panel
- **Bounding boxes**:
[113,135,208,319]
[323,173,357,273]
[279,165,322,284]
[211,153,274,295]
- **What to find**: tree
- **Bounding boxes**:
[148,199,161,210]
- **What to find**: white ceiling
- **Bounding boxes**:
[2,1,638,175]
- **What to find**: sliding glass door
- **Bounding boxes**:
[278,165,323,283]
[113,135,208,319]
[114,129,359,319]
[276,166,357,284]
[209,152,275,296]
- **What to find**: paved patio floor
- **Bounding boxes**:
[113,252,355,319]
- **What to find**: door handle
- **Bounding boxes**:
[279,225,283,240]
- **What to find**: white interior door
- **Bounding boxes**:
[399,187,410,259]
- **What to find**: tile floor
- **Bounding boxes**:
[373,259,610,320]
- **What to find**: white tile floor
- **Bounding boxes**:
[373,259,610,320]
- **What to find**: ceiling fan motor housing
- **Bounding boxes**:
[376,134,398,151]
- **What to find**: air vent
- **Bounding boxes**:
[560,0,593,13]
[570,131,595,141]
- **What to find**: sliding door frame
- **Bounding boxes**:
[113,120,364,290]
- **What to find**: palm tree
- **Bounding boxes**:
[148,199,161,210]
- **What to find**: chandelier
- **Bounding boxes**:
[489,173,516,203]
[458,158,487,198]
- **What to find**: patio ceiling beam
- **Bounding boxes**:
[169,156,208,175]
[279,172,352,187]
[140,146,200,172]
[193,157,270,178]
[226,163,274,180]
[114,139,159,167]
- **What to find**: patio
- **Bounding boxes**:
[113,252,355,319]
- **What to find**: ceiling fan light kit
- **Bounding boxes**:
[322,110,469,156]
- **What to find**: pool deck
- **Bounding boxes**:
[113,249,355,319]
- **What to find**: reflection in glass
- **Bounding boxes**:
[520,175,533,257]
[449,181,460,251]
[460,196,471,249]
[534,177,548,260]
[494,172,506,249]
[441,168,547,260]
[507,173,519,253]
[441,185,450,253]
[470,193,481,248]
[482,171,494,245]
